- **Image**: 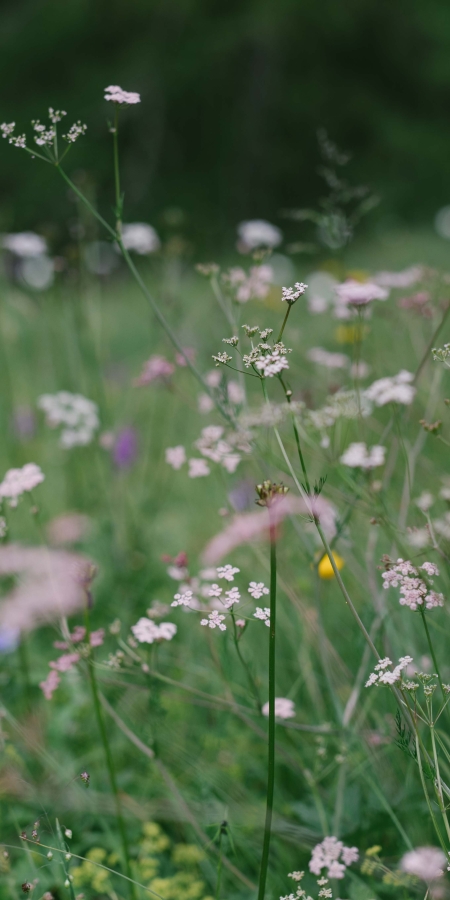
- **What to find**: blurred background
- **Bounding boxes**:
[2,0,450,253]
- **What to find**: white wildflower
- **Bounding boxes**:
[309,836,359,879]
[104,85,141,104]
[248,581,269,599]
[364,370,416,406]
[415,491,434,512]
[340,442,386,470]
[131,618,176,643]
[172,590,194,607]
[200,610,226,630]
[237,219,282,250]
[188,458,210,478]
[165,446,186,470]
[308,347,349,369]
[38,392,99,448]
[335,279,389,308]
[2,232,47,257]
[256,349,289,377]
[0,463,44,508]
[254,606,270,626]
[217,564,240,581]
[223,586,240,607]
[120,223,160,254]
[282,282,308,304]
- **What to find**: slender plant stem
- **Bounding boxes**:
[113,105,121,235]
[257,514,277,900]
[276,304,292,343]
[84,603,136,900]
[231,615,262,710]
[215,826,224,900]
[419,608,449,712]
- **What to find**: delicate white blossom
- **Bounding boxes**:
[340,442,386,470]
[200,610,226,630]
[309,837,359,879]
[282,283,308,303]
[172,590,195,607]
[365,655,414,687]
[307,347,349,369]
[217,564,240,581]
[335,279,389,310]
[248,581,269,599]
[120,223,160,254]
[165,446,186,470]
[237,219,282,251]
[374,266,423,289]
[364,370,416,406]
[104,85,141,105]
[382,559,443,611]
[0,463,44,508]
[131,618,176,643]
[38,392,99,448]
[254,607,270,626]
[188,458,210,478]
[2,232,47,257]
[223,265,273,303]
[256,349,289,377]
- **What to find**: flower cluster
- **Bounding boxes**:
[340,442,386,470]
[40,625,105,700]
[382,559,444,611]
[432,344,450,367]
[104,85,141,104]
[38,392,100,448]
[307,347,349,369]
[0,463,44,508]
[237,219,282,251]
[254,606,270,627]
[2,231,47,257]
[365,655,413,687]
[282,282,308,303]
[309,836,359,879]
[200,610,226,630]
[134,355,175,386]
[121,223,160,254]
[280,870,334,900]
[334,279,388,316]
[222,265,273,303]
[63,121,87,144]
[166,425,250,478]
[256,347,290,377]
[364,370,416,406]
[131,618,177,644]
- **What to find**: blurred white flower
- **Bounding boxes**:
[415,491,434,512]
[364,370,415,406]
[104,85,141,105]
[19,255,54,291]
[165,446,186,470]
[120,223,160,255]
[237,219,282,251]
[0,463,44,508]
[307,347,349,369]
[309,837,359,879]
[188,458,210,478]
[334,280,388,315]
[340,442,386,470]
[38,392,99,448]
[262,697,295,719]
[400,847,446,882]
[374,266,424,288]
[131,618,176,643]
[2,231,47,257]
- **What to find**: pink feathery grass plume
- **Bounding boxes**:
[0,544,94,634]
[202,494,336,564]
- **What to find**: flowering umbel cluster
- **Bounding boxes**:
[382,559,444,611]
[256,480,289,507]
[212,324,292,378]
[1,108,87,156]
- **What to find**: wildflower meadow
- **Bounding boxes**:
[4,76,450,900]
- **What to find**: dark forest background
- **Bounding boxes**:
[1,0,450,251]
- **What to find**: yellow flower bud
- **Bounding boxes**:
[318,552,344,580]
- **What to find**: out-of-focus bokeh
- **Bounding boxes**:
[2,0,450,249]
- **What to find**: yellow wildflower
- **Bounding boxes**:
[318,552,344,579]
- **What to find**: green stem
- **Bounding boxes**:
[215,827,224,900]
[257,515,277,900]
[420,608,449,712]
[113,105,121,236]
[276,304,292,343]
[83,603,136,900]
[231,615,262,711]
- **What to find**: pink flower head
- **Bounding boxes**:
[335,279,388,307]
[49,652,80,672]
[134,355,175,386]
[39,669,60,700]
[90,628,105,647]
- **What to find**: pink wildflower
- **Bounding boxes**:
[134,355,175,386]
[39,670,60,700]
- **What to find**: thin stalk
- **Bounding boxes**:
[276,303,292,343]
[113,105,121,235]
[430,712,450,845]
[257,514,277,900]
[215,827,224,900]
[415,734,448,856]
[231,615,262,711]
[83,603,136,900]
[419,609,449,713]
